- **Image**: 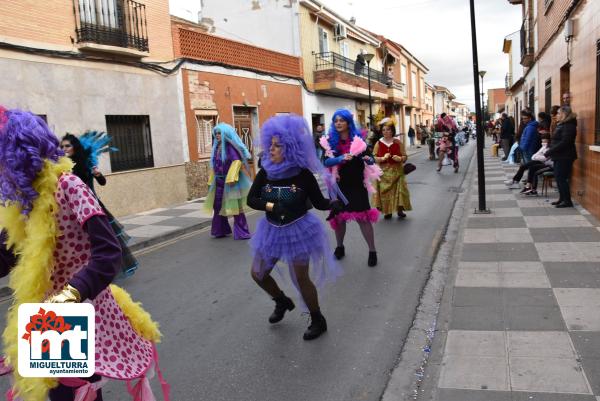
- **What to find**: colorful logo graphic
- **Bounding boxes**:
[18,303,95,377]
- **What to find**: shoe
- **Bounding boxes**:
[551,200,562,206]
[504,180,514,185]
[397,210,407,219]
[334,246,345,260]
[384,214,392,220]
[454,167,459,173]
[269,294,295,324]
[508,183,520,189]
[555,202,574,208]
[524,190,538,196]
[303,311,327,341]
[368,251,378,267]
[436,167,441,172]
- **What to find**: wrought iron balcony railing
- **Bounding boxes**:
[314,52,387,85]
[74,0,149,52]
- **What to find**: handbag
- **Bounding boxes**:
[403,162,416,175]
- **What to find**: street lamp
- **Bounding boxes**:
[479,70,486,122]
[363,53,375,133]
[470,1,490,213]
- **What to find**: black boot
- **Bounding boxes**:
[368,251,378,267]
[269,294,295,324]
[334,246,345,260]
[303,311,327,341]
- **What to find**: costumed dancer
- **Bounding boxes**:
[372,118,412,219]
[320,109,381,267]
[61,132,138,277]
[248,114,344,341]
[436,113,460,173]
[0,109,169,401]
[204,123,252,240]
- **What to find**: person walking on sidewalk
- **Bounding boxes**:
[518,110,540,164]
[247,114,344,341]
[499,113,514,161]
[205,123,252,239]
[407,125,416,148]
[0,108,169,401]
[322,109,381,267]
[545,105,578,208]
[61,132,139,277]
[373,119,412,219]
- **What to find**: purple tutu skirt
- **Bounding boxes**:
[251,212,342,297]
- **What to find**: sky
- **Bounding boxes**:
[169,0,522,110]
[319,0,522,110]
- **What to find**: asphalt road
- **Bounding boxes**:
[0,141,475,401]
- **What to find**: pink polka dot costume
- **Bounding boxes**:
[52,174,168,398]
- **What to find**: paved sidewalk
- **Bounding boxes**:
[428,151,600,400]
[119,198,212,252]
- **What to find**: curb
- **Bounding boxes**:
[380,143,478,401]
[129,219,213,254]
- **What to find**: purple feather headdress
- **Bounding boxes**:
[0,108,63,214]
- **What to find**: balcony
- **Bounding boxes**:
[74,0,149,56]
[387,81,407,103]
[313,52,388,99]
[520,18,534,67]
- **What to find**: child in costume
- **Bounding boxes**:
[320,109,381,267]
[204,123,252,240]
[247,114,344,341]
[61,132,138,277]
[0,109,169,401]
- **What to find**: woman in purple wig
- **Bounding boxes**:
[322,109,379,267]
[247,114,343,341]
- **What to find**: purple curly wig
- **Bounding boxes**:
[0,109,63,214]
[260,114,324,179]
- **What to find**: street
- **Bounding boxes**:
[0,143,474,401]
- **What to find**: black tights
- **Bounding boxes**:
[251,262,320,313]
[334,220,376,252]
[49,376,103,401]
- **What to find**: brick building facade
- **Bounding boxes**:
[507,0,600,219]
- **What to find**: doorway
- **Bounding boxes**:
[560,63,570,104]
[233,106,257,176]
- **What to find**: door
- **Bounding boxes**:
[233,107,256,177]
[560,63,570,104]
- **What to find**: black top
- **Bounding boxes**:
[247,168,332,225]
[500,118,514,140]
[546,117,577,161]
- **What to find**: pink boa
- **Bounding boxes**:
[320,136,382,194]
[329,208,380,230]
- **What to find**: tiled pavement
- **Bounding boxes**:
[119,198,213,251]
[432,151,600,400]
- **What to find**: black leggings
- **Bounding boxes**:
[513,160,544,182]
[527,164,552,189]
[49,376,103,401]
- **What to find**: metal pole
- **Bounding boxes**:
[367,61,374,131]
[480,77,485,122]
[469,0,489,213]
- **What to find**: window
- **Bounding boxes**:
[400,64,407,85]
[340,41,349,58]
[106,115,154,172]
[195,114,216,158]
[318,27,329,53]
[544,79,552,113]
[411,71,417,100]
[595,40,600,144]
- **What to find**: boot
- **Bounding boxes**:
[368,251,378,267]
[334,246,345,260]
[303,311,327,341]
[269,294,295,324]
